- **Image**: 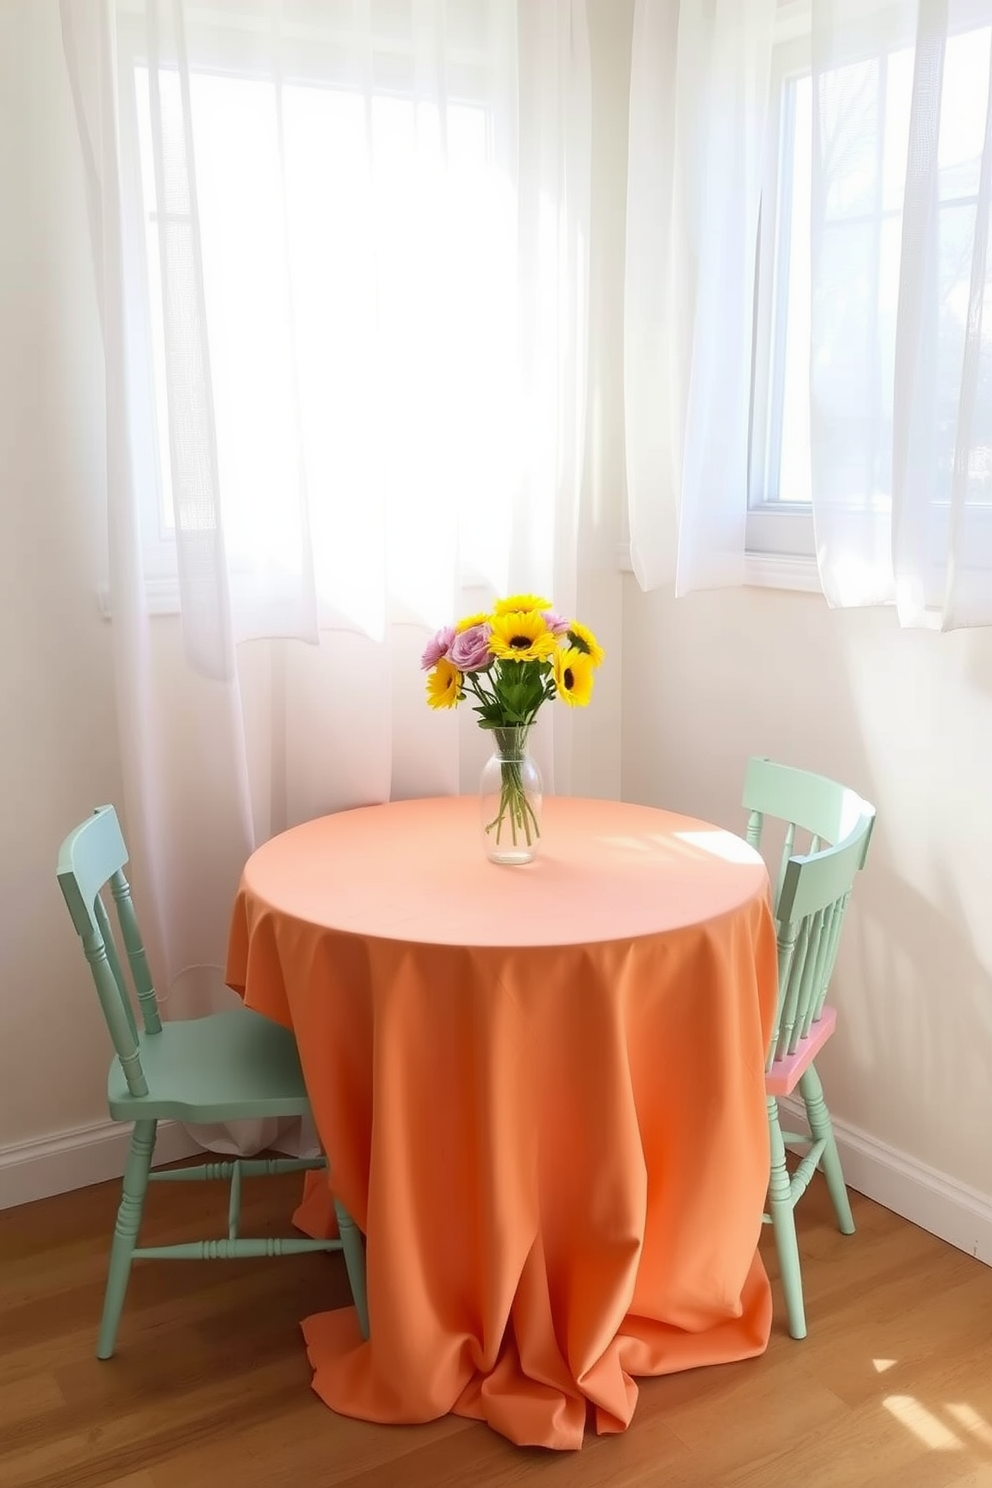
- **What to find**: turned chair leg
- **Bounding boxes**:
[97,1119,156,1359]
[767,1096,806,1341]
[799,1063,855,1236]
[335,1197,369,1341]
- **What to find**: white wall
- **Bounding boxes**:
[568,0,992,1222]
[604,0,992,1215]
[622,580,992,1202]
[0,0,123,1153]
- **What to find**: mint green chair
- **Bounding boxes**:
[743,758,875,1340]
[57,805,369,1358]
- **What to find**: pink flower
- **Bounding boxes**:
[543,610,571,636]
[421,626,455,670]
[449,623,492,673]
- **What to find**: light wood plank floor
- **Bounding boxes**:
[2,1167,991,1488]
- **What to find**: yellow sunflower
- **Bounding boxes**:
[488,610,557,662]
[553,646,595,706]
[566,620,605,667]
[425,657,462,709]
[493,593,552,616]
[455,610,491,633]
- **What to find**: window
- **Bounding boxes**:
[747,0,992,576]
[114,4,518,624]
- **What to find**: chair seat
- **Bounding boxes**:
[107,1005,312,1123]
[765,1005,837,1098]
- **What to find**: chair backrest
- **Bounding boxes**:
[57,806,162,1097]
[742,758,875,1068]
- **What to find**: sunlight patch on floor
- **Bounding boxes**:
[946,1403,992,1450]
[883,1395,963,1451]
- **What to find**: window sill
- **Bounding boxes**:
[743,551,822,593]
[617,545,822,594]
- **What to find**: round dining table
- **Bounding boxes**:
[224,794,779,1451]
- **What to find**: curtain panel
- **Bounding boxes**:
[624,0,776,595]
[625,0,992,632]
[61,0,593,1150]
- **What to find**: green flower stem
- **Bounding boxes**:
[483,725,541,847]
[486,759,541,846]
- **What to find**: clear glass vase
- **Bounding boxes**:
[479,725,543,865]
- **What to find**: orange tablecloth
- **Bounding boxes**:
[225,795,778,1450]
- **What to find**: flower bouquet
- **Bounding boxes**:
[421,593,604,861]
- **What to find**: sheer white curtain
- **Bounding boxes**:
[624,0,776,594]
[626,0,992,631]
[61,0,590,1151]
[812,0,992,627]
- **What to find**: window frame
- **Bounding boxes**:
[746,8,816,576]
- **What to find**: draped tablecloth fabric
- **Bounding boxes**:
[225,795,778,1450]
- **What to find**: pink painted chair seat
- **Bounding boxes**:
[765,1005,837,1097]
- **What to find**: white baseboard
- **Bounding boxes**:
[0,1119,204,1211]
[4,1106,992,1268]
[779,1096,992,1266]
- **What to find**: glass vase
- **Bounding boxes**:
[479,725,543,865]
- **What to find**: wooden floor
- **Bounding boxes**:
[2,1168,991,1488]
